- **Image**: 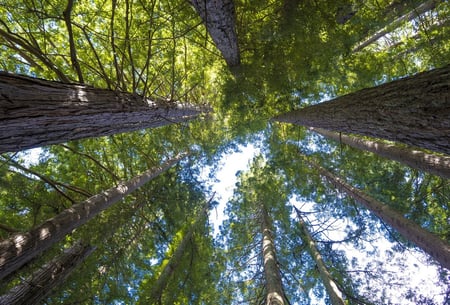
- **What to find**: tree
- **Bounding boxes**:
[274,65,450,155]
[303,155,450,270]
[0,240,94,305]
[309,127,450,179]
[0,153,186,280]
[352,0,439,52]
[188,0,240,67]
[260,203,287,305]
[0,72,203,153]
[139,198,211,304]
[295,207,345,305]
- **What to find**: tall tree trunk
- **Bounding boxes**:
[260,204,286,305]
[146,199,210,303]
[0,72,203,153]
[274,65,450,155]
[304,157,450,270]
[295,208,345,305]
[352,0,438,52]
[148,229,193,304]
[188,0,240,67]
[0,241,95,305]
[0,154,186,280]
[310,127,450,179]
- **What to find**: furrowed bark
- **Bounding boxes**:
[0,72,203,153]
[310,127,450,179]
[0,154,187,280]
[274,65,450,155]
[188,0,240,67]
[0,241,95,305]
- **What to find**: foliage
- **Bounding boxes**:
[0,0,449,304]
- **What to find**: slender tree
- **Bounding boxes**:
[274,65,450,155]
[0,153,187,280]
[303,155,450,270]
[0,241,95,305]
[142,199,210,304]
[295,208,345,305]
[352,0,438,52]
[260,203,286,305]
[0,72,203,153]
[309,127,450,179]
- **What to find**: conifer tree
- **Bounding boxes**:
[0,241,94,305]
[274,65,450,155]
[0,154,187,280]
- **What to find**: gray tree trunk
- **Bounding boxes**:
[260,204,286,305]
[274,66,450,155]
[188,0,240,67]
[0,241,95,305]
[0,154,186,280]
[295,208,345,305]
[306,158,450,270]
[353,0,438,52]
[310,127,450,179]
[0,72,203,153]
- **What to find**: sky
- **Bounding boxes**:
[18,144,449,304]
[200,144,449,305]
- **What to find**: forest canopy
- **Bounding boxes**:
[0,0,449,304]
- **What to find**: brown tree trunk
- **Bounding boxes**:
[0,241,95,305]
[305,157,450,270]
[0,72,203,153]
[274,65,450,155]
[0,154,186,280]
[260,204,286,305]
[310,127,450,179]
[188,0,240,67]
[295,208,345,305]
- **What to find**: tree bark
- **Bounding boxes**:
[274,65,450,155]
[188,0,240,67]
[260,204,285,305]
[0,154,186,280]
[352,0,438,52]
[0,241,95,305]
[306,157,450,270]
[0,72,203,153]
[310,127,450,179]
[295,208,345,305]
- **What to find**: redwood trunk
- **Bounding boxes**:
[295,208,345,305]
[0,241,95,305]
[0,72,202,153]
[275,65,450,155]
[260,205,285,305]
[308,159,450,270]
[0,154,186,280]
[310,127,450,179]
[188,0,240,67]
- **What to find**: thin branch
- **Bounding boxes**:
[60,144,120,182]
[63,0,84,83]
